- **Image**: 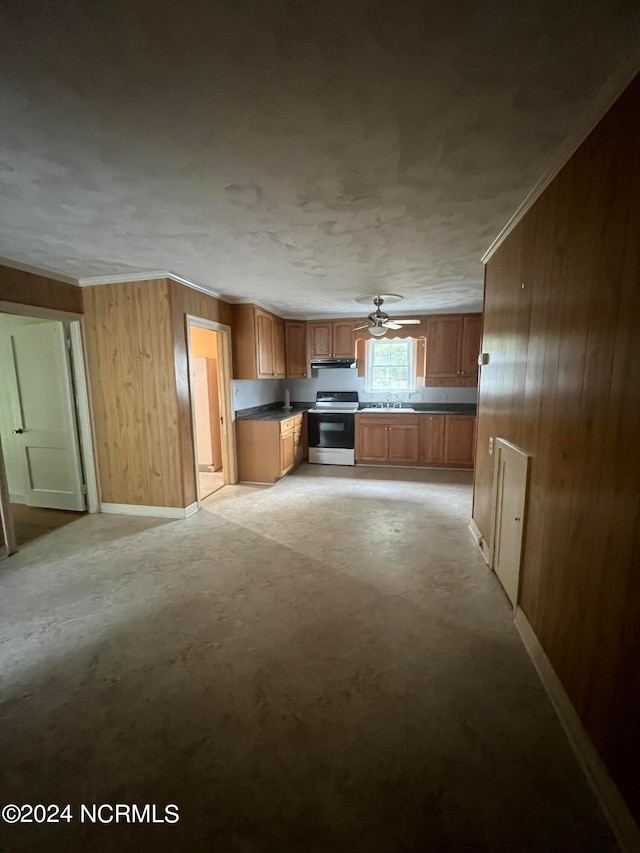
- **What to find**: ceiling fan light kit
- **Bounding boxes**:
[354,294,421,336]
[368,325,388,337]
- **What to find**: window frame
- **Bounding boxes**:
[364,337,417,394]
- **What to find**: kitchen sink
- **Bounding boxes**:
[360,407,416,413]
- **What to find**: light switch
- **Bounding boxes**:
[489,437,494,455]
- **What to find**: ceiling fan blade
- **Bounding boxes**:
[354,324,370,331]
[383,321,402,330]
[394,319,421,325]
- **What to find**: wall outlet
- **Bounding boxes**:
[442,393,448,402]
[489,437,494,455]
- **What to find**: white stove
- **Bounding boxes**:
[307,392,359,465]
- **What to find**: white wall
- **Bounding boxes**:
[232,372,477,411]
[0,314,49,500]
[232,379,284,412]
[285,370,477,404]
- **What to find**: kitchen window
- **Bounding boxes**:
[364,339,417,393]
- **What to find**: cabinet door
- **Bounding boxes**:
[460,316,482,381]
[426,317,463,378]
[332,321,355,358]
[309,322,333,358]
[387,425,419,464]
[285,321,308,378]
[280,430,296,476]
[255,309,275,378]
[272,317,286,377]
[419,415,445,464]
[356,424,388,462]
[444,416,475,466]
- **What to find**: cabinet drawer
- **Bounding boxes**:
[356,414,419,427]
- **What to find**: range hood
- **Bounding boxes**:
[310,358,357,370]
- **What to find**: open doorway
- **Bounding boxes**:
[0,310,97,553]
[189,324,225,500]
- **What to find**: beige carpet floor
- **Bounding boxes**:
[0,464,615,852]
[199,470,225,499]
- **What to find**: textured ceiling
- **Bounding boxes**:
[1,0,639,316]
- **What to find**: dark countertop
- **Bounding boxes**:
[235,401,476,421]
[235,403,314,422]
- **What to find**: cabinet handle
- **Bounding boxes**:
[460,370,465,375]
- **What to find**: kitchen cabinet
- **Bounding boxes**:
[279,425,296,477]
[356,412,475,469]
[355,415,419,464]
[425,314,482,385]
[232,304,286,379]
[236,413,306,484]
[309,320,355,359]
[285,321,308,378]
[419,415,445,464]
[444,415,476,466]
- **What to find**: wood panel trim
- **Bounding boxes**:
[515,607,640,853]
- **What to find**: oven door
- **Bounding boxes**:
[308,413,355,449]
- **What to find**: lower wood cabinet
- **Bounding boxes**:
[419,415,446,464]
[237,413,307,484]
[356,415,419,464]
[443,415,475,466]
[356,413,475,469]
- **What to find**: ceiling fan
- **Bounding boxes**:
[354,294,421,337]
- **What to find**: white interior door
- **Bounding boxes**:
[9,321,86,511]
[491,439,530,605]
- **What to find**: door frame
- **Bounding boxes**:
[185,315,237,506]
[0,301,100,555]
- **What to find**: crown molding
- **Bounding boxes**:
[77,271,167,286]
[224,295,289,316]
[0,257,79,286]
[481,45,640,265]
[78,270,224,300]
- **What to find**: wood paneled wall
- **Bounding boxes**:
[0,265,83,314]
[82,279,232,509]
[83,280,183,507]
[473,74,640,819]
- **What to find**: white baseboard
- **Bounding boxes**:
[101,502,199,519]
[514,606,640,852]
[0,544,8,561]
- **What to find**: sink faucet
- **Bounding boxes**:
[387,393,401,408]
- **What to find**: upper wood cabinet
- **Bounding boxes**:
[309,320,355,359]
[425,314,482,385]
[273,317,286,378]
[232,304,287,379]
[285,321,308,378]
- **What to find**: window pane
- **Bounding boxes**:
[373,342,391,363]
[390,345,409,364]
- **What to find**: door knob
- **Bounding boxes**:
[13,428,24,434]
